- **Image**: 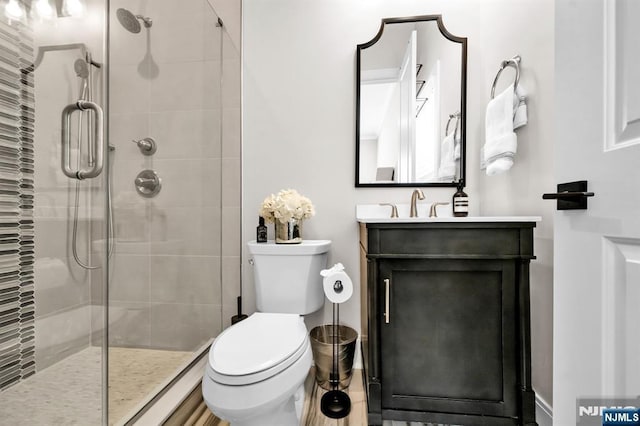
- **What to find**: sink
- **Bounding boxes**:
[356,204,542,223]
[356,203,452,222]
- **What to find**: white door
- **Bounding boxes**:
[397,30,416,183]
[415,63,440,182]
[554,0,640,424]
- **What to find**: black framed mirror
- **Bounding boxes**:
[356,15,467,187]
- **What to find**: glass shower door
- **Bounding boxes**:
[0,0,239,422]
[106,0,229,423]
[0,1,110,425]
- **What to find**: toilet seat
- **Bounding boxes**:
[207,312,309,386]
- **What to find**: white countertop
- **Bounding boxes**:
[357,216,542,224]
[356,204,541,223]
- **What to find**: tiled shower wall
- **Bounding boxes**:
[102,0,240,351]
[0,15,35,390]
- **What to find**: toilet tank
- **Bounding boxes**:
[247,240,331,314]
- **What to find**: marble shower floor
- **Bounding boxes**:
[109,347,193,423]
[0,346,192,425]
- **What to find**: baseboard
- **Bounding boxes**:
[535,393,553,426]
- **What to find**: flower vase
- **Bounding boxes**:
[275,218,302,244]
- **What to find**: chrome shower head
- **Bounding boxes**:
[74,59,89,78]
[116,8,152,34]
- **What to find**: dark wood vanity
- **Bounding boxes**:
[359,220,538,425]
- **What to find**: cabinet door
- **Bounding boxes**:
[379,259,517,418]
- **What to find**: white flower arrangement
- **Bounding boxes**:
[259,189,315,224]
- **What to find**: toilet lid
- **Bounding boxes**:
[208,313,308,384]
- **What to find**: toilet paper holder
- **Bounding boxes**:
[319,263,353,419]
[321,263,353,304]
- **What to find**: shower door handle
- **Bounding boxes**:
[61,100,104,180]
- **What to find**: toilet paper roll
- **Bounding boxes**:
[320,263,353,304]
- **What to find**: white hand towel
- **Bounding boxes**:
[438,133,456,181]
[485,133,517,175]
[513,84,528,130]
[484,83,517,175]
[453,129,461,160]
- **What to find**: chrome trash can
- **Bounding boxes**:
[310,325,357,390]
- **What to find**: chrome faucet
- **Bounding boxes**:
[410,189,425,217]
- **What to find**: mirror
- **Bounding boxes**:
[356,15,467,187]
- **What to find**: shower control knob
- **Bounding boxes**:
[134,170,161,198]
[135,177,155,189]
[132,137,157,155]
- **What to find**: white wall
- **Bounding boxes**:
[243,0,554,407]
[474,1,555,405]
[418,22,460,141]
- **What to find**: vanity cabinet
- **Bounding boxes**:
[359,221,538,426]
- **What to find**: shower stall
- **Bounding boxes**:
[0,0,241,424]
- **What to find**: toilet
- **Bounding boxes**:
[202,240,331,426]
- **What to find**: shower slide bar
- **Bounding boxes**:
[61,100,104,179]
[33,43,102,69]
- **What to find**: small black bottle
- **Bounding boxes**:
[452,184,469,217]
[256,216,268,242]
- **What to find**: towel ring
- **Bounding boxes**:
[445,112,460,139]
[491,55,521,99]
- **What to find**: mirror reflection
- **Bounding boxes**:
[356,16,467,186]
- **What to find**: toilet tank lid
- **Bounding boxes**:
[208,313,308,377]
[247,239,331,255]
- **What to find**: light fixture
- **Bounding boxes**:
[4,0,24,21]
[62,0,84,17]
[33,0,54,20]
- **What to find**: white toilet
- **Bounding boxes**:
[202,239,331,426]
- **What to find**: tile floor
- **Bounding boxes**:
[201,368,367,425]
[201,368,455,425]
[301,368,367,426]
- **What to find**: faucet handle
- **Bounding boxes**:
[429,202,450,218]
[379,203,399,218]
[132,137,157,155]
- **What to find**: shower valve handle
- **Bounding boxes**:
[132,137,157,155]
[135,177,155,189]
[134,170,161,198]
